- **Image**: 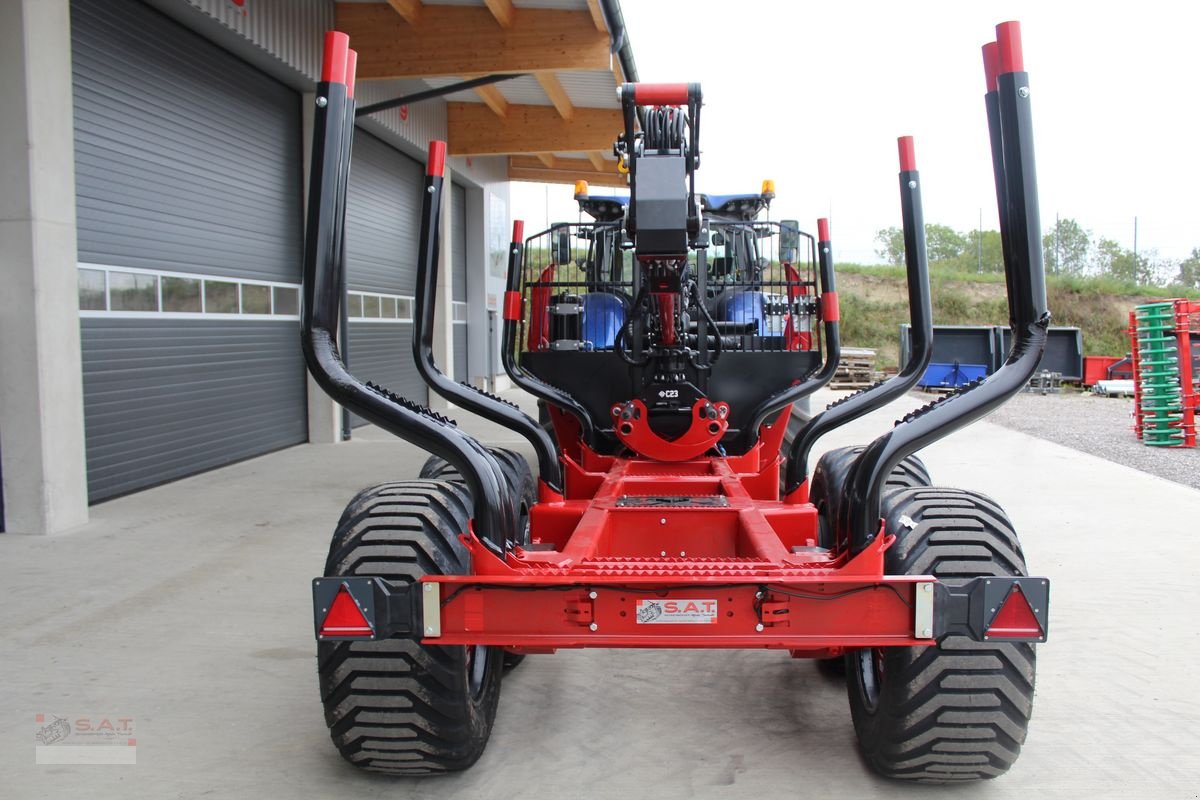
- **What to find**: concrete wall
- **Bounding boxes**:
[0,0,89,533]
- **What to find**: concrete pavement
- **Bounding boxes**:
[2,389,1198,799]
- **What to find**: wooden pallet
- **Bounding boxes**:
[832,347,879,389]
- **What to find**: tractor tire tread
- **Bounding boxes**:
[318,480,501,774]
[847,486,1036,783]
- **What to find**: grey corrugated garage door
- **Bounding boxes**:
[71,0,307,502]
[451,183,469,383]
[345,131,427,427]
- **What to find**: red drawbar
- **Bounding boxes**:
[986,585,1042,639]
[321,31,350,84]
[817,217,830,242]
[503,290,523,322]
[319,586,373,637]
[512,219,524,244]
[897,136,917,172]
[345,49,358,99]
[982,41,1000,92]
[822,292,840,322]
[427,140,447,177]
[633,83,689,105]
[996,21,1024,74]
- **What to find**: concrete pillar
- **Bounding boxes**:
[301,89,341,443]
[428,166,456,411]
[0,0,89,533]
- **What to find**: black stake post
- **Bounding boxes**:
[499,221,598,448]
[300,31,514,549]
[842,21,1050,553]
[740,219,842,458]
[785,140,934,496]
[411,145,564,493]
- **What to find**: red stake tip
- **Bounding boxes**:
[512,219,525,243]
[633,83,690,106]
[345,49,358,99]
[996,21,1024,74]
[817,218,830,242]
[321,31,350,85]
[982,42,1000,92]
[427,140,447,177]
[897,136,917,172]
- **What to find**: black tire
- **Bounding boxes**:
[809,445,932,520]
[846,487,1036,782]
[318,480,502,774]
[807,445,932,676]
[418,448,535,671]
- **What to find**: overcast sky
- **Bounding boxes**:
[511,0,1200,264]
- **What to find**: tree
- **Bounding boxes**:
[874,227,905,266]
[1093,238,1155,285]
[960,229,1005,273]
[1177,248,1200,289]
[1042,217,1092,275]
[924,224,969,263]
[875,224,969,267]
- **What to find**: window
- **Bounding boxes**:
[242,283,271,314]
[205,280,239,314]
[162,276,201,313]
[77,265,302,319]
[272,286,299,316]
[383,297,398,319]
[109,271,158,311]
[78,268,106,311]
[363,294,381,318]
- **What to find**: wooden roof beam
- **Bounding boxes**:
[535,72,575,121]
[386,0,421,25]
[448,103,621,156]
[338,4,611,79]
[585,0,607,33]
[587,151,607,171]
[509,156,627,189]
[483,0,514,29]
[473,84,509,117]
[535,153,556,168]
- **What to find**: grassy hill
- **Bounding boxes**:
[835,265,1200,369]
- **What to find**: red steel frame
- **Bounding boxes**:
[1176,300,1198,447]
[421,407,935,654]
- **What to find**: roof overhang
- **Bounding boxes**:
[336,0,637,188]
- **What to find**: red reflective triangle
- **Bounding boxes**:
[319,586,373,637]
[986,586,1042,639]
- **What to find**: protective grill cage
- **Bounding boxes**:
[517,220,819,359]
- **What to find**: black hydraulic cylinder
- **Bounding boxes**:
[411,150,563,493]
[785,140,934,495]
[299,32,514,548]
[842,21,1050,552]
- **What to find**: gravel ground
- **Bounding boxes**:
[981,389,1200,489]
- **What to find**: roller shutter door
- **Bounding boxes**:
[344,131,427,426]
[71,0,306,502]
[451,184,469,383]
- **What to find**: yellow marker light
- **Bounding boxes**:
[574,179,589,198]
[761,179,776,196]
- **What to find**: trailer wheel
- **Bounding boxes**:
[419,448,535,670]
[318,480,502,774]
[846,487,1036,782]
[805,446,931,676]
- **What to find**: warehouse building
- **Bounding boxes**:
[0,0,637,533]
